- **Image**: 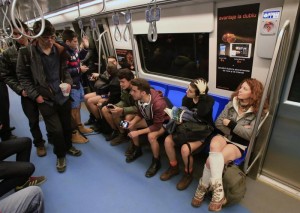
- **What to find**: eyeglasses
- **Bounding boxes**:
[41,35,56,40]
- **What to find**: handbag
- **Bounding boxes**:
[222,162,247,206]
[172,121,214,146]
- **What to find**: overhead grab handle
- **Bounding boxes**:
[90,18,100,41]
[11,0,45,39]
[112,12,121,41]
[123,10,132,42]
[146,0,161,42]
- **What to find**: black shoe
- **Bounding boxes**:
[145,157,161,178]
[105,130,119,141]
[90,122,102,133]
[126,146,142,163]
[125,142,134,156]
[9,126,16,131]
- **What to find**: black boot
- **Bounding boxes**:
[145,157,161,178]
[126,145,142,163]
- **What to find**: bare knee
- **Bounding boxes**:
[210,136,225,152]
[148,133,157,144]
[181,144,190,157]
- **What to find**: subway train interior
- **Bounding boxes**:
[0,0,300,212]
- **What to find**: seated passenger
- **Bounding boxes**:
[84,56,118,127]
[101,69,137,145]
[160,79,214,190]
[62,29,93,144]
[0,126,46,197]
[125,78,169,178]
[191,78,268,212]
[92,63,121,134]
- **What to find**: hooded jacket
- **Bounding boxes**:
[136,89,168,132]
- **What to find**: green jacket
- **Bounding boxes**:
[115,88,137,115]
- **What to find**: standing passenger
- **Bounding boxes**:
[61,29,93,143]
[16,20,82,173]
[0,20,47,156]
[126,78,168,178]
[191,78,268,211]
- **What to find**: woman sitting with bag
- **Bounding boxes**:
[191,78,268,211]
[160,78,214,190]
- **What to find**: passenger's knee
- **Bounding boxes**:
[148,133,157,143]
[210,136,223,151]
[181,144,190,157]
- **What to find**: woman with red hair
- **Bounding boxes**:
[191,78,268,211]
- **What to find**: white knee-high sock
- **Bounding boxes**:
[200,164,211,188]
[209,152,224,179]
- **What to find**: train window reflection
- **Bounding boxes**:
[137,33,209,80]
[288,52,300,102]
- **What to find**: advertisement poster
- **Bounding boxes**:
[116,49,135,71]
[216,4,259,91]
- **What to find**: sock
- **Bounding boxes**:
[209,152,224,179]
[200,164,211,188]
[170,160,177,167]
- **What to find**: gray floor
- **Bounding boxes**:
[240,177,300,213]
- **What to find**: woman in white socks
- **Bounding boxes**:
[191,78,268,211]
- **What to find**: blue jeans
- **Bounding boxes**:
[0,186,44,213]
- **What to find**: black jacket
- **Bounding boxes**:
[16,41,72,101]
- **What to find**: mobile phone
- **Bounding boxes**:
[119,120,129,128]
[107,104,115,109]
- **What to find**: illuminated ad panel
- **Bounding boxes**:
[216,4,259,91]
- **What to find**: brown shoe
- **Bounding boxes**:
[191,179,209,207]
[72,130,89,144]
[78,124,93,134]
[125,142,134,156]
[160,165,180,181]
[176,172,193,190]
[208,196,227,212]
[36,146,47,157]
[110,133,129,146]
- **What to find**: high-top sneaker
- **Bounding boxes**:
[191,178,209,207]
[208,178,227,212]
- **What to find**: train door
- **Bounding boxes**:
[260,26,300,191]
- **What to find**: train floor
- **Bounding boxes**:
[5,88,299,213]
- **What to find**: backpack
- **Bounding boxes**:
[222,162,247,206]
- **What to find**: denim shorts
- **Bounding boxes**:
[70,84,84,108]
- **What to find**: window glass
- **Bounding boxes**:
[137,33,209,80]
[288,52,300,102]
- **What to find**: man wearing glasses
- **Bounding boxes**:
[16,19,82,173]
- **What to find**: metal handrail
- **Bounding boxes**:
[97,30,108,74]
[243,20,290,174]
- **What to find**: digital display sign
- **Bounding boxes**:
[263,11,280,19]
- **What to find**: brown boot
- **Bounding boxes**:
[36,145,47,157]
[176,171,193,190]
[78,124,93,134]
[191,179,209,207]
[208,178,227,212]
[72,130,89,143]
[160,164,180,181]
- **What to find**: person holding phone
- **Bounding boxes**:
[101,69,137,145]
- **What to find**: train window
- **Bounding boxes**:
[137,33,209,80]
[288,52,300,102]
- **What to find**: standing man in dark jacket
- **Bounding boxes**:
[125,78,169,178]
[0,20,46,156]
[16,20,82,173]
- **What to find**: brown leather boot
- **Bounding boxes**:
[78,124,93,134]
[36,145,47,157]
[160,164,180,181]
[72,130,89,143]
[176,171,193,190]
